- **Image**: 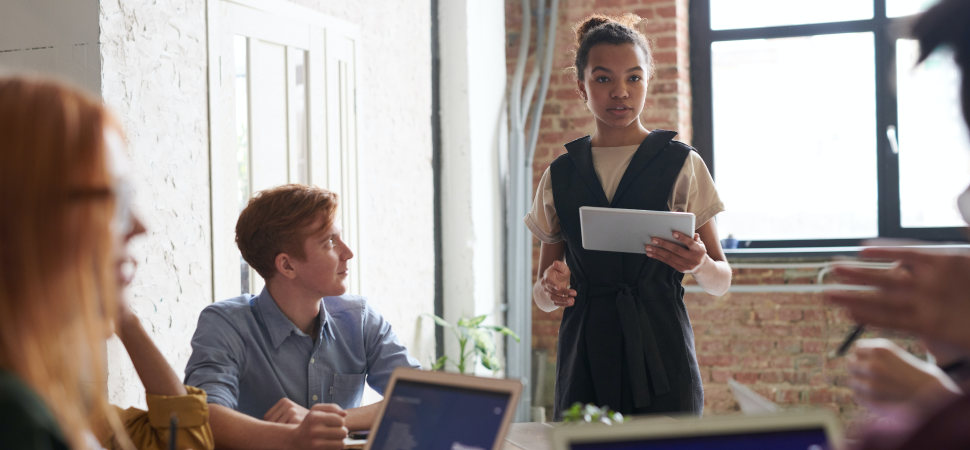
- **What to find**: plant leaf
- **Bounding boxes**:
[488,325,521,342]
[471,329,494,354]
[480,353,499,370]
[431,355,448,371]
[468,314,488,326]
[425,313,453,329]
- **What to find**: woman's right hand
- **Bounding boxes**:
[538,260,576,309]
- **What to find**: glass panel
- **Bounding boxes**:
[887,0,939,18]
[287,47,309,184]
[248,39,289,194]
[710,0,871,30]
[896,39,970,228]
[234,35,251,294]
[712,33,878,241]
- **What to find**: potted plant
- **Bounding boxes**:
[426,314,520,374]
[561,403,626,425]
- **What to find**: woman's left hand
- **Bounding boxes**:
[644,231,708,273]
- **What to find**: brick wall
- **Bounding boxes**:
[506,0,920,423]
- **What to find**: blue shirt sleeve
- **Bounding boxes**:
[183,306,246,409]
[361,302,421,394]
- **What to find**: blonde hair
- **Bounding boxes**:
[0,76,127,448]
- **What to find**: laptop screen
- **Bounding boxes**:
[568,427,830,450]
[367,379,513,450]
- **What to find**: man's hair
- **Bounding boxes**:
[235,184,339,280]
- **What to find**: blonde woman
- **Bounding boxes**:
[0,76,213,449]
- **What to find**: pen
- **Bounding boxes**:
[832,325,865,358]
[169,413,178,450]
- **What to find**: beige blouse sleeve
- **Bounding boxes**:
[669,151,725,229]
[523,167,563,244]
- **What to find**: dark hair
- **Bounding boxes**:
[574,14,653,81]
[913,0,970,129]
[235,184,339,280]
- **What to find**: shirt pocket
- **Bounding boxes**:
[327,372,365,408]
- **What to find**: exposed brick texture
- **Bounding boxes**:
[506,0,920,425]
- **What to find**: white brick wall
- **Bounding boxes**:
[99,0,212,407]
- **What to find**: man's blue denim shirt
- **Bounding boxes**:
[184,288,420,418]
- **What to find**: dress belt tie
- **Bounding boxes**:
[587,283,671,408]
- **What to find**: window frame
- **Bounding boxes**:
[689,0,967,250]
[207,0,362,299]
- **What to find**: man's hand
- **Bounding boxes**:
[847,338,960,414]
[540,260,576,308]
[264,397,309,424]
[287,403,348,450]
[827,248,970,352]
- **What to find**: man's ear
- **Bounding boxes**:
[275,253,297,280]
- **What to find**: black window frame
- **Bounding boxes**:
[690,0,968,250]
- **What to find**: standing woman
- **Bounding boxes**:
[0,77,213,449]
[525,14,732,418]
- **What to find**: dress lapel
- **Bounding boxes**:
[564,135,610,207]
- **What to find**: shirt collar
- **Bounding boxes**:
[254,287,331,349]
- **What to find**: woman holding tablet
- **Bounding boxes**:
[524,14,731,419]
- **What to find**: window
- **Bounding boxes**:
[208,0,361,297]
[691,0,969,249]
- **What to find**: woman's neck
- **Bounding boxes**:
[590,121,649,147]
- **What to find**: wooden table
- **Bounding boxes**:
[503,422,554,450]
[344,421,554,449]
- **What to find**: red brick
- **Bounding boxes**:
[759,371,784,383]
[711,369,732,383]
[776,308,804,322]
[698,354,733,367]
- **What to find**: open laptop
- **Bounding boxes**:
[362,367,523,450]
[550,409,843,450]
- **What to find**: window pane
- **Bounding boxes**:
[710,0,871,30]
[712,33,878,241]
[897,39,970,228]
[887,0,939,18]
[286,47,309,184]
[234,35,251,294]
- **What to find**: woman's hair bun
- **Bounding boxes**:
[574,13,644,45]
[575,14,611,45]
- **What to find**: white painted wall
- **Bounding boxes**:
[98,0,212,407]
[0,0,100,93]
[438,0,509,373]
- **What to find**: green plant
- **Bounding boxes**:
[426,314,520,374]
[561,403,626,425]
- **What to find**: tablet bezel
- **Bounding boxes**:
[579,206,696,254]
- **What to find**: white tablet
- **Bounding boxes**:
[579,206,695,254]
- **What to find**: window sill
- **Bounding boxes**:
[724,243,970,261]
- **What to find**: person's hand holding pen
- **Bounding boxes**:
[846,338,961,415]
[825,246,970,353]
